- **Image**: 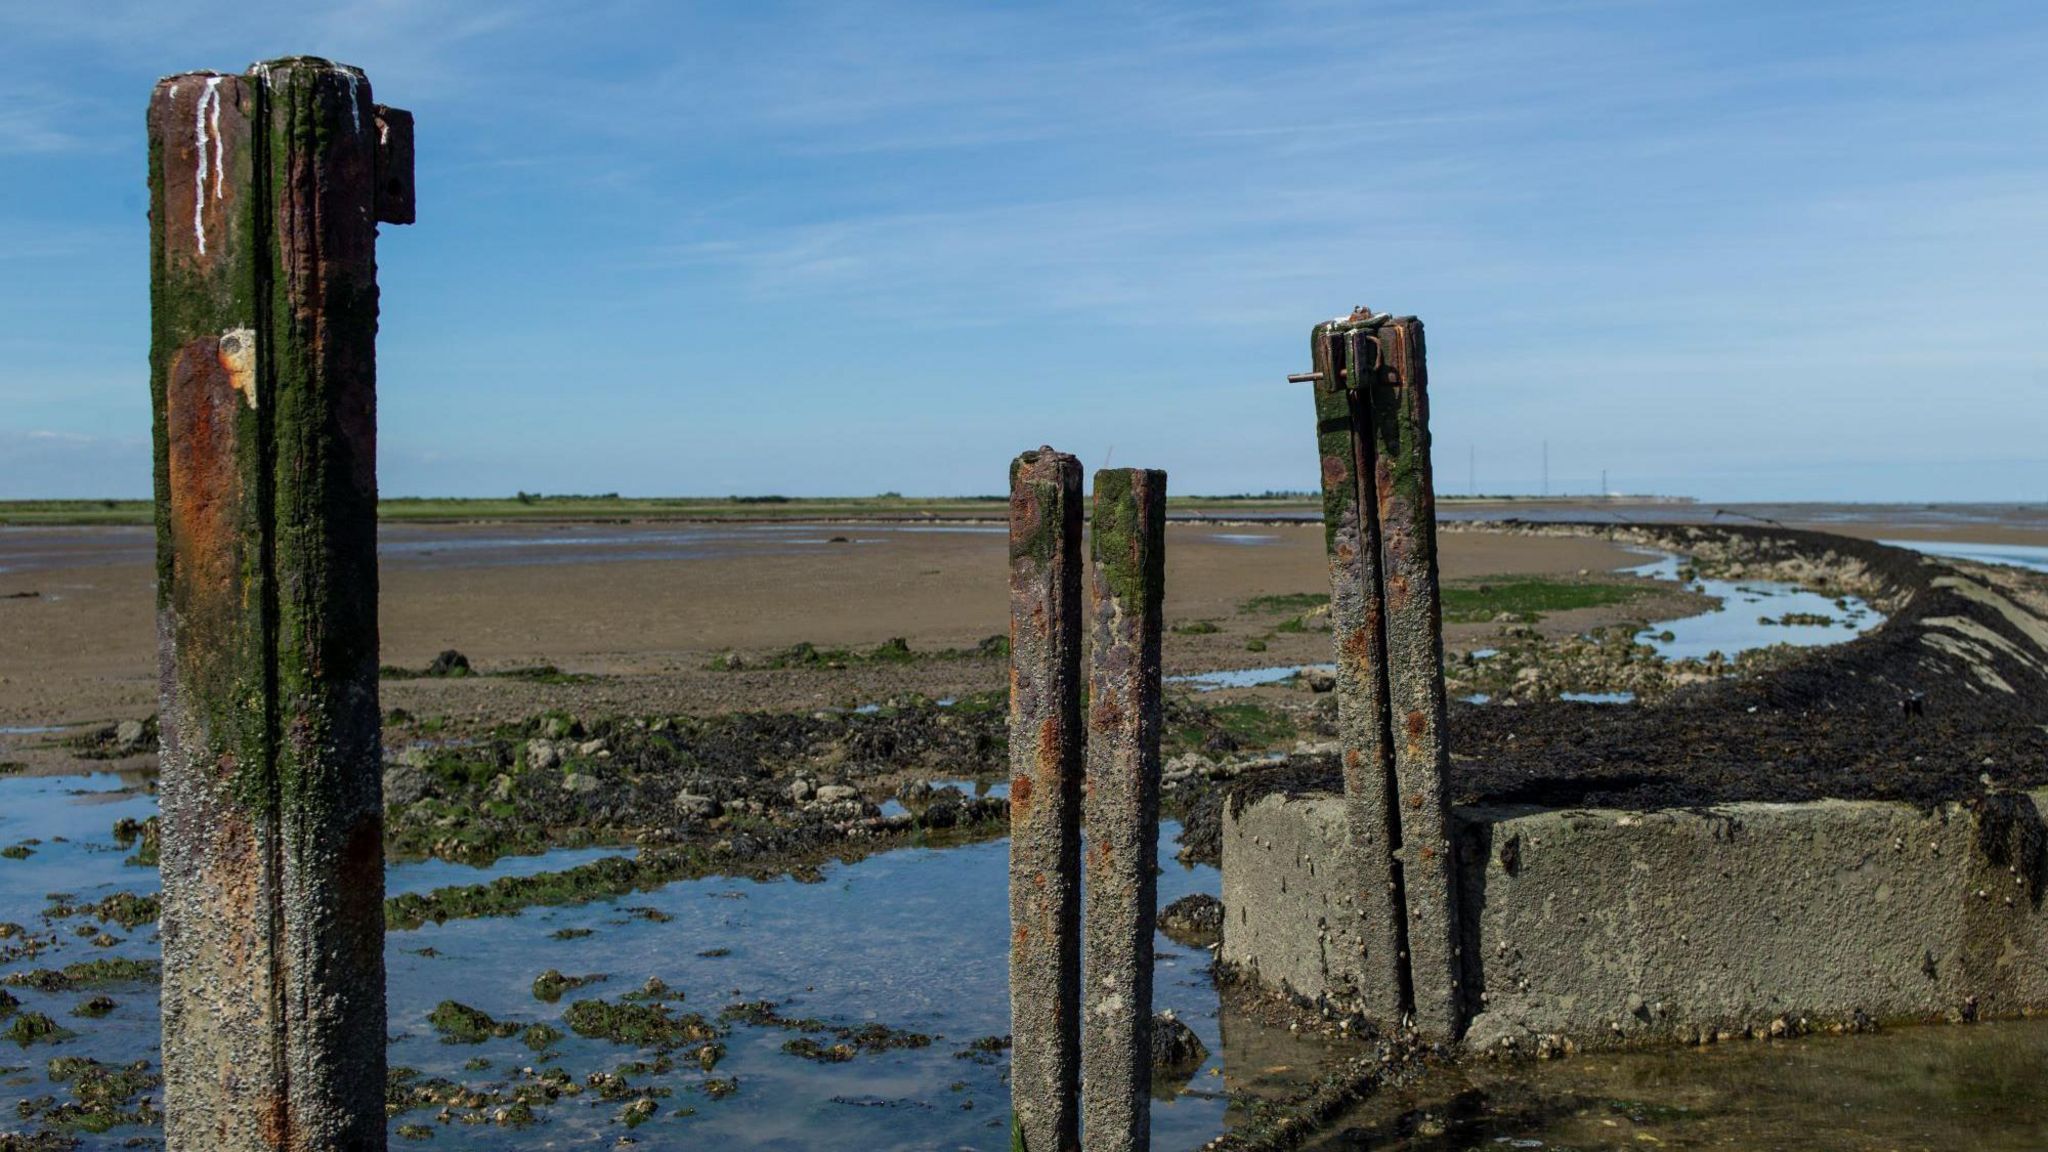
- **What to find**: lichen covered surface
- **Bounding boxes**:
[1082,468,1166,1150]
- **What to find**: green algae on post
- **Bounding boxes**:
[149,57,414,1150]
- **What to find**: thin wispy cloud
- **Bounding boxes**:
[0,1,2041,500]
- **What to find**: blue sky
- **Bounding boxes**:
[0,1,2042,501]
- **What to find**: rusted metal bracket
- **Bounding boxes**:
[374,104,415,225]
[1288,308,1393,386]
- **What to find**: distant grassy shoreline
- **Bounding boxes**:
[0,493,1661,527]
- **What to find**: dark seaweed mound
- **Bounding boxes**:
[1231,527,2048,816]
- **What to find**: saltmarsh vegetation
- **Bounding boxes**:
[1239,575,1660,629]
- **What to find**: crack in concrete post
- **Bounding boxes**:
[1082,467,1167,1152]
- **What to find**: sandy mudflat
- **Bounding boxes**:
[0,523,1639,733]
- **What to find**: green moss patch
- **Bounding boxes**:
[1168,701,1297,756]
[111,817,159,867]
[562,998,725,1050]
[720,999,931,1062]
[427,1001,520,1044]
[1241,592,1328,616]
[45,892,157,930]
[532,969,606,1003]
[22,1057,161,1133]
[6,1012,70,1047]
[3,959,158,992]
[1441,577,1649,624]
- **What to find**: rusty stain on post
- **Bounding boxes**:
[1308,314,1410,1024]
[1009,447,1085,1152]
[151,57,412,1151]
[151,68,280,1151]
[1366,317,1464,1040]
[1082,467,1167,1152]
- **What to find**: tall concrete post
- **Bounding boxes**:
[150,58,413,1150]
[1082,468,1167,1152]
[1008,448,1085,1152]
[1307,316,1410,1024]
[1364,317,1463,1039]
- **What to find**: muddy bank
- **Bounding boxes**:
[1220,525,2048,819]
[0,523,1643,738]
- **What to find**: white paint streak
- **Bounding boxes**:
[344,70,362,135]
[192,77,224,255]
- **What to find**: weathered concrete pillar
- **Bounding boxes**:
[1365,317,1463,1040]
[150,58,412,1151]
[1008,447,1085,1152]
[1306,309,1463,1040]
[1307,317,1410,1023]
[1081,468,1166,1152]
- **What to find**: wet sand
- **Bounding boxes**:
[0,523,1637,731]
[7,502,2039,737]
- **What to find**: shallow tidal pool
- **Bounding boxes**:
[1304,1019,2048,1151]
[0,768,1343,1149]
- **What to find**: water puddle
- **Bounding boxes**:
[1558,691,1634,705]
[1170,664,1333,692]
[0,773,158,910]
[385,846,640,899]
[0,775,1342,1148]
[1303,1019,2048,1150]
[1625,552,1880,661]
[1881,539,2048,574]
